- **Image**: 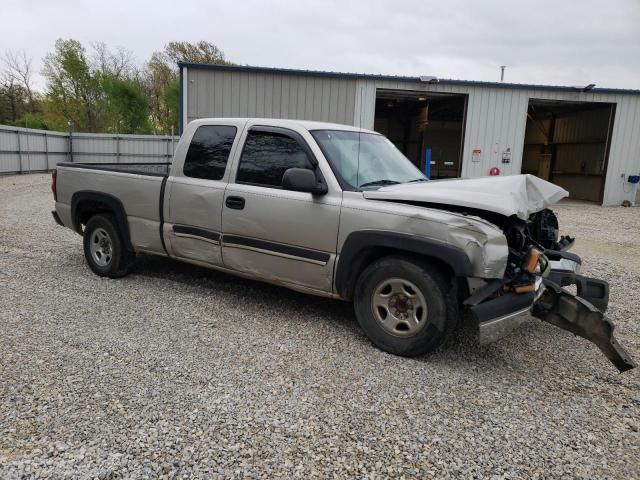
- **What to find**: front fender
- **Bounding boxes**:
[334,230,474,299]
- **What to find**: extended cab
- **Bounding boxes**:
[51,118,635,372]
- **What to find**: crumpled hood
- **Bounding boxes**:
[362,174,569,220]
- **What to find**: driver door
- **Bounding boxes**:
[221,125,341,293]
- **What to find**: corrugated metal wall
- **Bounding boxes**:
[185,67,357,125]
[185,67,640,206]
[0,125,178,174]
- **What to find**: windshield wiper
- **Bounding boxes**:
[406,178,428,183]
[358,179,401,188]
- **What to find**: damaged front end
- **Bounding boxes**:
[466,209,636,373]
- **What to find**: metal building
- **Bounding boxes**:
[179,63,640,206]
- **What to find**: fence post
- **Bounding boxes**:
[68,121,74,162]
[25,131,31,172]
[116,135,120,163]
[170,126,176,158]
[16,129,23,173]
[44,133,49,170]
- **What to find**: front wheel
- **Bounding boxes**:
[354,255,456,356]
[83,214,134,278]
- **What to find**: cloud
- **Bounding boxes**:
[3,0,639,90]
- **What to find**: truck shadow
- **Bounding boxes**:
[129,254,602,378]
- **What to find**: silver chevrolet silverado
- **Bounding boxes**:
[51,118,635,372]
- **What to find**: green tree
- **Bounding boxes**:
[42,39,101,132]
[1,50,39,116]
[16,112,49,129]
[143,40,231,133]
[162,78,180,134]
[144,52,176,134]
[101,75,150,133]
[0,80,27,124]
[164,41,232,66]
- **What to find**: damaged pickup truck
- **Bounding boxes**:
[51,118,636,372]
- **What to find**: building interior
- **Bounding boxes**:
[522,99,615,202]
[373,90,466,179]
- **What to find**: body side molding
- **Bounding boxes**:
[222,234,330,265]
[173,225,221,244]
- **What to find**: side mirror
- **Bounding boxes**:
[282,168,327,195]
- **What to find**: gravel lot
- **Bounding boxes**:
[1,173,639,479]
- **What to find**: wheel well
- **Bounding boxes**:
[342,247,455,300]
[71,191,133,251]
[76,200,113,229]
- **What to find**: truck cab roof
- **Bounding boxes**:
[187,117,378,135]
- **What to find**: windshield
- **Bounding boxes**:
[310,130,426,190]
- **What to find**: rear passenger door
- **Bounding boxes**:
[164,121,244,266]
[221,125,341,293]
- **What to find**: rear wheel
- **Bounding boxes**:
[354,255,456,356]
[83,214,134,278]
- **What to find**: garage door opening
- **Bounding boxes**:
[374,90,467,179]
[522,99,615,202]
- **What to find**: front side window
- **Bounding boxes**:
[183,125,237,180]
[237,130,314,188]
[311,130,425,190]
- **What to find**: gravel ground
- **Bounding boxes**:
[1,173,639,479]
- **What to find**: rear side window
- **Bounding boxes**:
[236,131,314,188]
[183,125,237,180]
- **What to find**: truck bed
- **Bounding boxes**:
[55,161,170,255]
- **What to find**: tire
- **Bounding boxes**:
[83,214,134,278]
[354,255,457,356]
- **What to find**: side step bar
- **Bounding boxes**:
[532,280,636,373]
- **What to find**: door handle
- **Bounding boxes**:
[225,196,245,210]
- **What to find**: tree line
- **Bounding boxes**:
[0,40,231,135]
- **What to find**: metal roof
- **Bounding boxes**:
[178,62,640,96]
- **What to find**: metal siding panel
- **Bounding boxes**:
[304,77,314,119]
[321,79,331,121]
[204,70,214,118]
[213,71,224,117]
[344,81,357,125]
[280,76,290,119]
[239,73,249,117]
[290,76,301,119]
[272,75,282,118]
[296,77,307,119]
[223,72,232,117]
[264,74,274,117]
[512,90,530,177]
[327,80,336,122]
[248,73,258,118]
[312,78,323,120]
[336,80,347,124]
[604,96,640,205]
[254,74,264,117]
[494,89,508,173]
[230,72,241,117]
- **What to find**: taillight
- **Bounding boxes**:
[51,169,58,201]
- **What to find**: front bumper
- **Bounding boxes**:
[468,258,636,373]
[471,278,544,345]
